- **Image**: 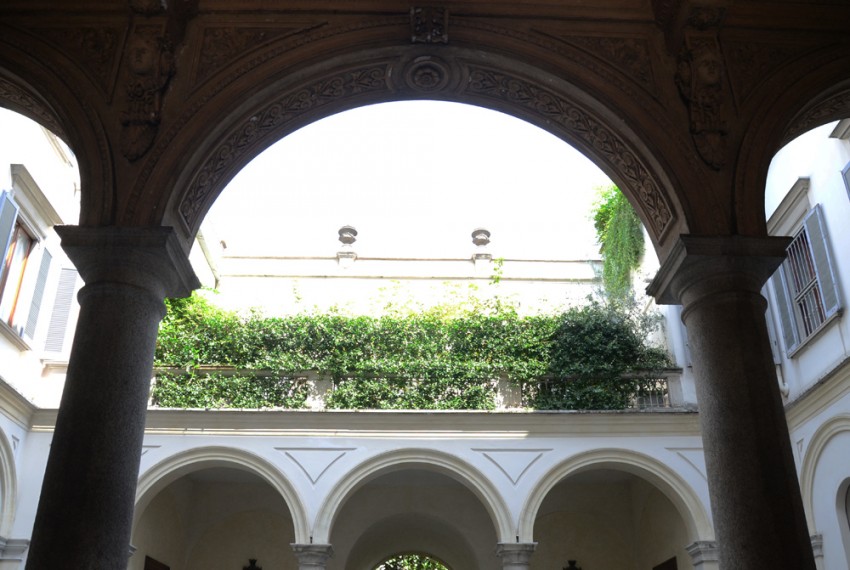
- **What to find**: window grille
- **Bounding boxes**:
[770,204,842,354]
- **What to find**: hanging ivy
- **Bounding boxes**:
[592,185,646,300]
[152,292,670,411]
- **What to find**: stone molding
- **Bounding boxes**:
[495,542,536,569]
[686,540,718,568]
[0,537,29,560]
[291,544,333,569]
[647,234,792,306]
[55,226,200,300]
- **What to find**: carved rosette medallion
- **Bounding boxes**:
[179,65,391,230]
[404,56,450,93]
[410,7,448,44]
[464,66,673,236]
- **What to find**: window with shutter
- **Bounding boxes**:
[770,204,842,355]
[44,267,79,354]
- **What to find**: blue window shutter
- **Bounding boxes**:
[0,191,19,281]
[771,269,800,354]
[804,205,841,319]
[44,267,78,353]
[24,249,52,339]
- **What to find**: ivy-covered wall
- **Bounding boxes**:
[153,294,670,411]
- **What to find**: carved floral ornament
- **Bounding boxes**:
[177,57,674,241]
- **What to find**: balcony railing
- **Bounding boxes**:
[151,367,686,411]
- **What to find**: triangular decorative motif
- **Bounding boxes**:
[669,448,707,481]
[277,447,355,484]
[473,448,550,485]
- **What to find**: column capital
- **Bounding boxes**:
[291,544,333,569]
[647,234,791,305]
[686,540,718,567]
[495,542,536,569]
[55,225,199,299]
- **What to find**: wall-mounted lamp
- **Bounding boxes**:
[243,559,262,570]
[563,561,582,570]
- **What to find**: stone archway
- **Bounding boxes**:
[519,449,714,549]
[135,446,309,544]
[150,45,685,257]
[314,448,512,546]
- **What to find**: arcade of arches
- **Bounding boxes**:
[1,2,849,569]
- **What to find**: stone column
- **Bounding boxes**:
[25,227,198,570]
[495,543,536,569]
[291,544,333,569]
[648,235,816,570]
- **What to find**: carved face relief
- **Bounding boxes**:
[128,37,157,76]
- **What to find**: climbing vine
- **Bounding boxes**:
[592,185,646,300]
[153,292,670,411]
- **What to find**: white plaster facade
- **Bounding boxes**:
[0,108,848,569]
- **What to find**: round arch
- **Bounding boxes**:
[0,31,115,226]
[312,448,513,544]
[799,414,850,531]
[733,47,850,236]
[0,428,17,538]
[148,44,685,255]
[518,448,714,544]
[134,446,309,544]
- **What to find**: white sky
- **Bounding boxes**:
[203,101,614,260]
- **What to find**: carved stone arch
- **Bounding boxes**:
[733,46,850,236]
[0,428,17,538]
[143,45,684,256]
[312,448,513,545]
[517,448,714,545]
[134,446,310,544]
[0,34,115,226]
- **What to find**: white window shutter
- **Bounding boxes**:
[771,270,800,354]
[44,267,78,353]
[24,249,52,339]
[0,191,19,278]
[803,205,841,319]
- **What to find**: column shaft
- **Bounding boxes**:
[649,236,815,570]
[25,227,198,570]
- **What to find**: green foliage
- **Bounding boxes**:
[529,297,671,410]
[593,185,646,300]
[376,554,448,570]
[153,292,670,411]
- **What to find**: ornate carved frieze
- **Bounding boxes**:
[0,77,67,140]
[561,36,655,91]
[463,66,674,237]
[178,64,391,231]
[783,89,850,144]
[410,7,448,44]
[120,24,175,161]
[195,26,310,84]
[675,13,730,170]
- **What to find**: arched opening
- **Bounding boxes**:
[327,466,499,570]
[131,466,298,570]
[532,468,694,570]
